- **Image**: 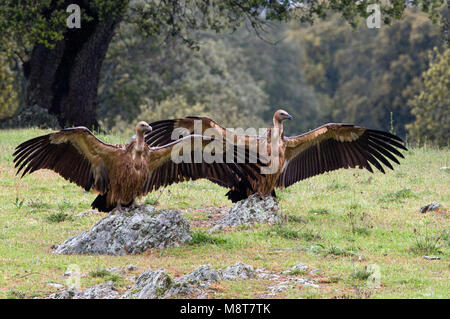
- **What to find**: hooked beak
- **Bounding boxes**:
[145,125,152,132]
[285,113,293,120]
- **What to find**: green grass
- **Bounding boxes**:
[188,231,229,246]
[89,269,124,285]
[0,128,449,299]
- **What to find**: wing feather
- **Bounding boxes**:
[13,127,120,193]
[145,116,261,149]
[278,124,407,188]
[142,135,262,195]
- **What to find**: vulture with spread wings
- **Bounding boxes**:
[13,121,263,212]
[145,110,408,202]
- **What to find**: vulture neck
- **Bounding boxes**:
[272,117,284,138]
[135,131,146,152]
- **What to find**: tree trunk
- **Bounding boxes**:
[23,9,121,129]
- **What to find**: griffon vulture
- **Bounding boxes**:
[145,110,408,202]
[13,121,263,212]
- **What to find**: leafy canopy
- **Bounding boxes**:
[0,0,446,55]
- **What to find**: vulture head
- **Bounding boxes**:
[273,109,293,125]
[136,121,153,136]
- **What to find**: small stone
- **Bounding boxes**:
[126,265,140,272]
[267,284,290,294]
[268,274,280,281]
[302,282,320,288]
[423,256,441,260]
[207,224,224,234]
[106,267,122,274]
[62,270,76,277]
[420,202,442,214]
[309,269,320,275]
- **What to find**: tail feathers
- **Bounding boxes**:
[91,194,133,213]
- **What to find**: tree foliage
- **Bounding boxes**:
[99,24,268,130]
[0,1,447,132]
[0,53,19,119]
[406,48,449,147]
[287,10,444,136]
[1,0,445,62]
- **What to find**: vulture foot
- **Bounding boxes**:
[111,203,123,214]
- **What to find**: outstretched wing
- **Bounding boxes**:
[141,135,263,194]
[145,116,262,148]
[13,127,121,194]
[277,123,407,188]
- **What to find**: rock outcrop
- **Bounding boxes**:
[54,205,192,255]
[209,194,280,233]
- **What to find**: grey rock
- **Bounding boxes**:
[177,265,222,283]
[106,267,122,274]
[207,224,224,234]
[283,263,309,274]
[302,282,320,288]
[212,194,280,229]
[267,284,291,294]
[48,288,77,299]
[289,277,320,288]
[122,269,173,299]
[48,281,119,299]
[420,202,442,213]
[122,269,202,299]
[222,262,255,280]
[309,269,320,275]
[268,274,280,281]
[423,256,441,260]
[126,264,140,272]
[54,205,192,255]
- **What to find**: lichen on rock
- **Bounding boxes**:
[209,194,280,233]
[54,205,192,255]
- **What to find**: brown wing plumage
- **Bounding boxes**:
[278,123,407,188]
[145,117,265,202]
[13,127,120,194]
[141,135,262,198]
[145,116,261,148]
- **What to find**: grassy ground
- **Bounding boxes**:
[0,128,448,299]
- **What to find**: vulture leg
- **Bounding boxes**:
[111,203,123,214]
[129,199,139,209]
